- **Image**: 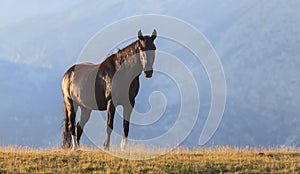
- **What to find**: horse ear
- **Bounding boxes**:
[151,29,157,40]
[138,30,144,40]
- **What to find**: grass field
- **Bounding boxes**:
[0,146,299,173]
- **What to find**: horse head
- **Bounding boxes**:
[138,29,157,78]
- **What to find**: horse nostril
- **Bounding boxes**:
[144,70,153,78]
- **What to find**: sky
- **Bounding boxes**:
[0,1,81,27]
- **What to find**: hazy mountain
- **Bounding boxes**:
[211,1,300,146]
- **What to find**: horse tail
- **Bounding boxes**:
[61,66,74,149]
[62,101,71,149]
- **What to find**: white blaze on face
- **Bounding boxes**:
[139,50,147,70]
[145,50,155,72]
[140,50,155,78]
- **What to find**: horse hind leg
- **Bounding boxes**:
[62,106,71,149]
[75,107,91,147]
[64,98,78,150]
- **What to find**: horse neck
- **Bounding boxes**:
[114,41,143,75]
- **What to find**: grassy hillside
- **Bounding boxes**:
[0,146,299,173]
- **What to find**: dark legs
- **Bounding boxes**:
[62,106,71,149]
[62,98,78,150]
[63,97,133,151]
[75,107,91,147]
[103,99,115,150]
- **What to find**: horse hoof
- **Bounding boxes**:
[74,149,81,152]
[71,145,80,151]
[120,144,126,151]
[103,146,110,151]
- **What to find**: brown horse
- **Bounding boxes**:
[62,30,157,150]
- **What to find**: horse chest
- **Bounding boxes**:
[110,77,140,105]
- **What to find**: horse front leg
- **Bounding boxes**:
[103,99,115,150]
[121,101,134,151]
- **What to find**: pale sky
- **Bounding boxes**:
[0,1,82,28]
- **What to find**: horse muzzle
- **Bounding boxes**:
[143,70,153,78]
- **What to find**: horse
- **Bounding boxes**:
[61,29,157,150]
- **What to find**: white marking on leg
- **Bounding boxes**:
[71,135,77,150]
[120,137,128,151]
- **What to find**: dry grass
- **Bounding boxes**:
[0,146,299,173]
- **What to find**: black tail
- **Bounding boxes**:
[62,103,71,149]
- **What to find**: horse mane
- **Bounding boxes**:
[99,40,140,75]
[116,40,140,62]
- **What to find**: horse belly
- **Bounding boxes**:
[70,84,98,110]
